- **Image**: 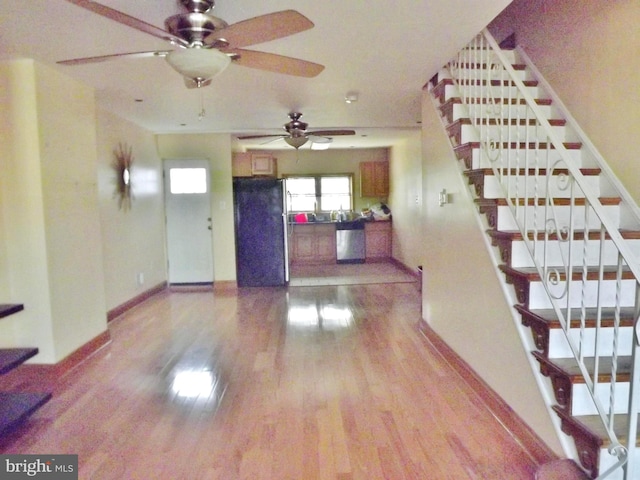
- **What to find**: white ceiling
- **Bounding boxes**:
[0,0,511,150]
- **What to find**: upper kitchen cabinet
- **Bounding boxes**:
[232,152,277,177]
[359,161,389,198]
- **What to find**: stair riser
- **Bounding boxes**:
[480,174,599,200]
[572,382,630,416]
[458,49,519,63]
[456,123,567,144]
[547,326,633,359]
[441,82,542,105]
[452,104,555,125]
[465,147,583,170]
[528,277,636,310]
[495,204,620,231]
[511,239,640,269]
[449,67,532,82]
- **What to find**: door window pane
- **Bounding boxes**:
[170,168,207,194]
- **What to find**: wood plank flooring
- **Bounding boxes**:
[0,282,542,479]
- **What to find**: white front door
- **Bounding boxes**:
[164,159,214,284]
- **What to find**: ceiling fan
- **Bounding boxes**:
[237,112,356,149]
[57,0,324,88]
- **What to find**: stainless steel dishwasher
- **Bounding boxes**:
[336,221,365,264]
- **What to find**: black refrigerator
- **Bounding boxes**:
[233,177,289,287]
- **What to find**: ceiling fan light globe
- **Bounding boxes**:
[284,136,308,149]
[166,48,230,82]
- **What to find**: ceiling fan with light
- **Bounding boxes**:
[237,112,356,149]
[57,0,324,88]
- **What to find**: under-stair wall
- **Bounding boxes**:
[419,64,565,460]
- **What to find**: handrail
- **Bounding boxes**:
[444,29,640,479]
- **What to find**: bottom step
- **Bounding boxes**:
[0,392,51,435]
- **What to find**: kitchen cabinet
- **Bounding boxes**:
[360,161,389,198]
[365,221,391,261]
[291,224,336,265]
[232,152,277,177]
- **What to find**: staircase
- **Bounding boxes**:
[0,304,51,435]
[429,31,640,479]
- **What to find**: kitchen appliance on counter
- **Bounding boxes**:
[233,178,289,287]
[336,221,365,264]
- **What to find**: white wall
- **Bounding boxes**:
[97,110,167,310]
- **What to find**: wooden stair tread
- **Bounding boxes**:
[553,406,640,449]
[0,348,39,375]
[477,197,621,206]
[0,304,24,319]
[488,229,640,241]
[465,167,601,176]
[449,97,552,106]
[500,264,635,281]
[533,351,632,383]
[455,140,582,150]
[449,117,566,128]
[0,391,51,435]
[515,304,636,329]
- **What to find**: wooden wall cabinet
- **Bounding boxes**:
[360,161,389,197]
[365,221,391,261]
[291,224,336,265]
[232,152,277,177]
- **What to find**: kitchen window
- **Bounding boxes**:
[286,175,353,212]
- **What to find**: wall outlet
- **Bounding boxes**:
[137,272,144,286]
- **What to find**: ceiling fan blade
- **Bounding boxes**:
[308,130,356,136]
[57,50,171,66]
[213,10,313,49]
[237,134,286,140]
[229,49,324,78]
[64,0,188,47]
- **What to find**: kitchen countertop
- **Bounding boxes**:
[290,219,390,226]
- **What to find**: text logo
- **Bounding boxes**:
[0,455,77,479]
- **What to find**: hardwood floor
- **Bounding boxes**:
[0,282,543,479]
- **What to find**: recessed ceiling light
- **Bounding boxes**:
[345,92,358,104]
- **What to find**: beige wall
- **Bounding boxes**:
[155,134,236,282]
[97,110,167,310]
[254,147,390,213]
[418,87,563,453]
[488,0,640,202]
[0,60,107,363]
[388,134,423,270]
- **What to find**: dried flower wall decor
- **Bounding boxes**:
[112,142,133,210]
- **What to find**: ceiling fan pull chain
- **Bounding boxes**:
[198,89,206,121]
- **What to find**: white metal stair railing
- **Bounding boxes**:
[444,29,640,479]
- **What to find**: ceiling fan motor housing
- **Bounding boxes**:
[165,12,229,47]
[284,113,308,137]
[180,0,216,14]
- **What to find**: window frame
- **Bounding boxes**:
[284,173,354,213]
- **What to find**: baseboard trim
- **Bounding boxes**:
[213,280,238,292]
[417,319,557,467]
[389,257,421,279]
[0,330,111,391]
[107,282,167,322]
